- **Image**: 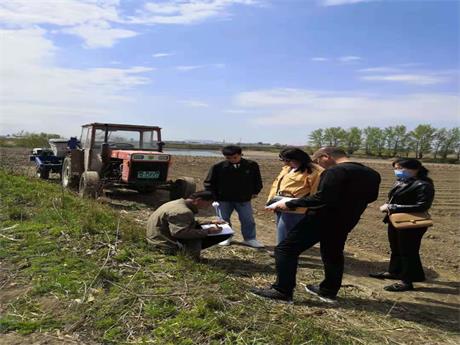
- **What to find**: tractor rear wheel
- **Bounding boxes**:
[37,167,49,179]
[169,177,196,200]
[79,172,100,198]
[62,157,79,189]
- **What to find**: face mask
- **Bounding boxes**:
[394,169,411,180]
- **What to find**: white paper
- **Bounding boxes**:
[264,197,296,210]
[201,223,235,236]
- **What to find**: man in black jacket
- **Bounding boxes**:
[252,147,381,302]
[204,145,264,248]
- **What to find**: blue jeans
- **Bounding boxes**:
[218,201,256,241]
[275,212,305,245]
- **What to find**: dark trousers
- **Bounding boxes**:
[272,214,350,297]
[388,224,427,283]
[179,234,232,259]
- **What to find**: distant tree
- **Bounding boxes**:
[440,127,460,159]
[383,125,407,157]
[308,129,324,149]
[344,127,362,154]
[409,124,436,159]
[15,132,61,148]
[432,128,448,159]
[454,132,460,161]
[363,127,384,156]
[323,127,346,147]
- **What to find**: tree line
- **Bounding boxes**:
[308,125,460,161]
[0,131,61,148]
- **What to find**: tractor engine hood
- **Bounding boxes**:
[110,150,171,162]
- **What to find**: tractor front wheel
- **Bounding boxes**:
[79,172,100,198]
[36,167,49,179]
[62,157,79,189]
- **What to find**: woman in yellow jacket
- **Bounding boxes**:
[267,148,324,244]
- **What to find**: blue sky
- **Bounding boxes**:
[0,0,458,144]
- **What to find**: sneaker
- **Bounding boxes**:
[384,282,414,292]
[218,237,232,246]
[304,284,337,304]
[250,287,293,303]
[243,239,265,248]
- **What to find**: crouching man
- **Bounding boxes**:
[146,191,231,260]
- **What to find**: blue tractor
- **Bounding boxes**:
[30,138,80,179]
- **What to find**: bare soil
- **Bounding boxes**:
[165,152,460,344]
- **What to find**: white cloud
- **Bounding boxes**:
[357,65,456,85]
[153,52,174,58]
[175,65,204,71]
[320,0,374,6]
[135,0,260,25]
[0,1,260,48]
[0,0,131,48]
[174,64,224,71]
[236,88,319,107]
[179,100,210,108]
[311,57,329,62]
[0,28,153,134]
[0,0,121,27]
[233,88,460,127]
[338,55,362,63]
[361,73,451,85]
[358,66,401,73]
[62,21,137,48]
[225,109,252,114]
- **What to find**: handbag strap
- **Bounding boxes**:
[387,195,395,215]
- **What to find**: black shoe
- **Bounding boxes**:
[250,287,293,303]
[384,282,414,292]
[369,272,400,280]
[304,284,337,304]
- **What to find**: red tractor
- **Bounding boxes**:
[61,123,195,199]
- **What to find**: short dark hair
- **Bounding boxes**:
[279,147,314,173]
[189,190,214,201]
[312,146,348,161]
[222,145,242,156]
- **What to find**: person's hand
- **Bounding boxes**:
[379,204,389,212]
[210,219,227,225]
[207,226,222,234]
[274,201,289,211]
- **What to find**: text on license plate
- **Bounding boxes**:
[137,171,160,179]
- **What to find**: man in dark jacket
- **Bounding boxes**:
[204,145,264,248]
[252,147,381,302]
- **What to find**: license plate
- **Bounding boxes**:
[137,171,160,179]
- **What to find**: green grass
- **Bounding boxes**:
[0,170,356,344]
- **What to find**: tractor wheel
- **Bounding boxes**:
[169,177,196,200]
[37,167,49,179]
[79,172,100,198]
[62,157,79,189]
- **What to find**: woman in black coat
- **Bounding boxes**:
[370,158,435,292]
